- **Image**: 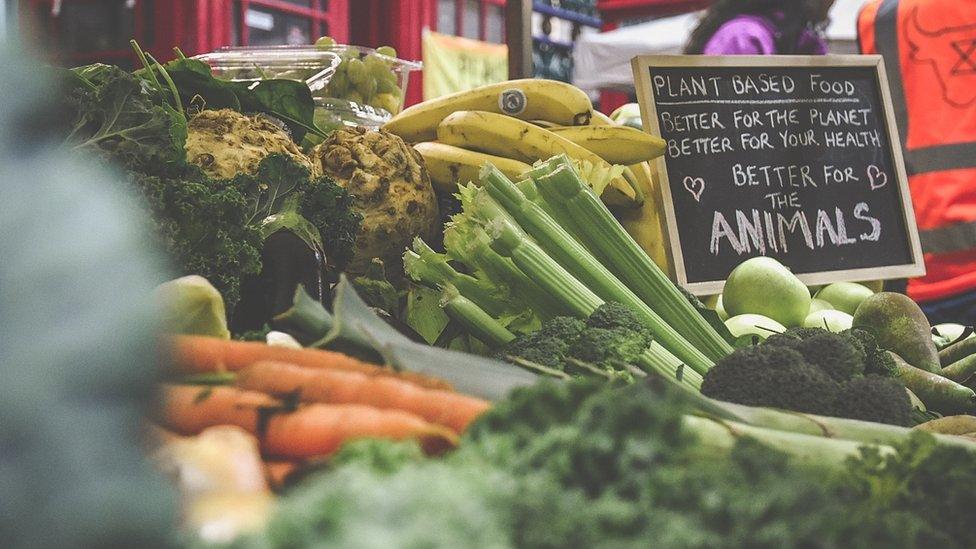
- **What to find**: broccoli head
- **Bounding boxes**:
[834,375,913,426]
[496,316,586,370]
[783,327,827,341]
[795,332,866,382]
[586,301,649,333]
[842,328,898,377]
[566,302,655,373]
[701,345,839,415]
[764,327,830,350]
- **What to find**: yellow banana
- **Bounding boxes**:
[618,162,672,274]
[436,111,641,208]
[413,142,532,195]
[383,79,593,143]
[530,119,561,128]
[589,110,616,126]
[550,125,666,165]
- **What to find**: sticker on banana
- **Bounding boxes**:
[436,111,643,208]
[413,142,532,195]
[383,80,593,143]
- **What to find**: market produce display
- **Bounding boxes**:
[41,40,976,548]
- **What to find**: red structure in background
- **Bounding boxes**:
[597,0,710,114]
[349,0,506,107]
[21,0,507,109]
[22,0,348,69]
[22,0,708,113]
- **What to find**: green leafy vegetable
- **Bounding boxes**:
[66,65,187,174]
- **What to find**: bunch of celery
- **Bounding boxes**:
[405,156,733,389]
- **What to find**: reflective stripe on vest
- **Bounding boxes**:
[919,221,976,255]
[875,0,976,176]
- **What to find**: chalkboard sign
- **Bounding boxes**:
[631,55,924,295]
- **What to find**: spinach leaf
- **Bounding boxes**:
[232,79,321,141]
[152,58,242,111]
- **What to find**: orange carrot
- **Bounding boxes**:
[158,384,458,459]
[167,335,452,391]
[236,361,490,433]
[158,384,279,436]
[264,460,301,490]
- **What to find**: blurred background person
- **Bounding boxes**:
[685,0,837,55]
[859,0,976,325]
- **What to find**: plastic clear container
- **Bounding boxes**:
[194,45,421,121]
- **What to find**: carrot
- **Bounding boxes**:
[264,460,301,490]
[158,384,458,459]
[237,361,490,433]
[167,335,452,391]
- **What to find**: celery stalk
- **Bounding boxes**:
[487,216,604,318]
[444,222,566,320]
[640,344,703,390]
[482,164,713,374]
[440,284,516,348]
[403,239,506,317]
[534,165,734,362]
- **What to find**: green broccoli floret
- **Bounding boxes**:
[795,332,866,382]
[701,345,839,415]
[585,301,649,333]
[567,302,655,373]
[783,327,826,340]
[539,316,589,341]
[833,375,913,426]
[496,316,586,369]
[842,328,898,377]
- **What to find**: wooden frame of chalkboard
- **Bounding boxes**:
[631,54,925,295]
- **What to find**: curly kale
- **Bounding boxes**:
[130,168,262,314]
[65,65,187,175]
[300,172,362,278]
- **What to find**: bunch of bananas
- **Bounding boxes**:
[381,79,672,272]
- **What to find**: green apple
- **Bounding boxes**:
[722,257,810,327]
[724,313,787,340]
[858,280,885,293]
[814,282,875,316]
[802,309,854,333]
[716,294,729,321]
[808,298,833,314]
[932,323,973,350]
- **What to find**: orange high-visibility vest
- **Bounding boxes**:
[859,0,976,302]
